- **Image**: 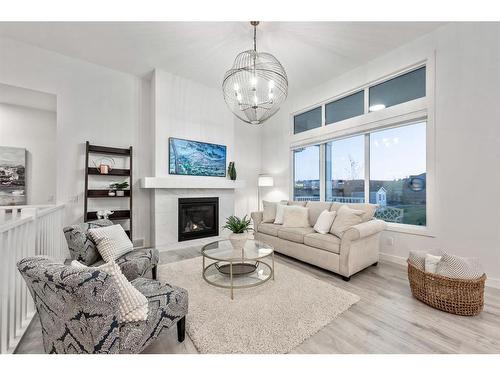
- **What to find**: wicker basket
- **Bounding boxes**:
[407,261,486,316]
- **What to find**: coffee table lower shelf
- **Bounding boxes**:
[202,260,274,299]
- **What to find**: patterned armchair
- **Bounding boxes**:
[17,257,188,354]
[63,220,159,281]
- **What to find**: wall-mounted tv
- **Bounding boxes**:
[169,137,227,177]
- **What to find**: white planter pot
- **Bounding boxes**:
[229,232,249,250]
[116,190,125,197]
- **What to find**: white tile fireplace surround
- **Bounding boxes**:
[146,182,245,251]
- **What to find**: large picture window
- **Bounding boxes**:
[293,145,320,201]
[325,135,365,203]
[369,122,426,225]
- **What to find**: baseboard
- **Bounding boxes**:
[380,252,500,290]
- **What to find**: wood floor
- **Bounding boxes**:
[14,247,500,354]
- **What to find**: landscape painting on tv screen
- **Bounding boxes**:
[169,138,226,177]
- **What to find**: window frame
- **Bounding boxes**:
[288,57,435,237]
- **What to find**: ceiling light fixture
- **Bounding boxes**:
[369,104,386,112]
[222,21,288,125]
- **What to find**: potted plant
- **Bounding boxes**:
[109,181,129,196]
[223,215,252,250]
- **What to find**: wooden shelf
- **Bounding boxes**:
[85,141,133,240]
[88,144,131,156]
[86,210,130,221]
[88,167,130,176]
[87,189,131,198]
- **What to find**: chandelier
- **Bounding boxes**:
[222,21,288,125]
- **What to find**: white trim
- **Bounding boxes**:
[380,252,500,290]
[384,223,435,237]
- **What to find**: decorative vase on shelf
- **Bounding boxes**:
[229,232,249,250]
[228,162,237,181]
[116,190,125,197]
[108,190,116,197]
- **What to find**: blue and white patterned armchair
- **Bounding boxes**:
[17,257,188,354]
[63,220,159,281]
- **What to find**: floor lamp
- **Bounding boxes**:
[257,175,274,211]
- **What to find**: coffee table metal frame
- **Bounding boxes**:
[201,240,275,300]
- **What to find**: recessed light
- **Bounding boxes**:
[369,104,386,112]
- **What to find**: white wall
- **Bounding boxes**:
[150,69,261,248]
[0,36,152,245]
[261,23,500,283]
[0,103,56,204]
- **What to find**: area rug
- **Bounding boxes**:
[158,257,360,354]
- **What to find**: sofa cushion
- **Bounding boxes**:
[262,201,277,223]
[277,227,315,244]
[330,202,377,223]
[304,233,341,254]
[330,205,364,237]
[282,206,310,228]
[288,200,307,207]
[306,201,333,226]
[63,219,113,265]
[258,223,282,237]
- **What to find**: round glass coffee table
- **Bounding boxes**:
[201,239,275,299]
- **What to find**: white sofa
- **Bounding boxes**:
[251,201,387,281]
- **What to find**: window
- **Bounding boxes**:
[369,67,426,111]
[325,91,364,125]
[294,106,322,134]
[293,145,320,201]
[325,135,365,203]
[369,122,426,226]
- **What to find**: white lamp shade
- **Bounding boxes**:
[258,175,274,187]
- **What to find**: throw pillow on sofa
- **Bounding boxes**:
[262,201,277,223]
[313,210,336,234]
[330,205,364,237]
[71,260,148,323]
[88,224,134,263]
[274,203,287,225]
[282,205,310,228]
[436,253,484,279]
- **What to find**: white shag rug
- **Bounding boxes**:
[158,257,360,354]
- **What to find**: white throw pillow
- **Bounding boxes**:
[282,206,310,228]
[424,254,442,273]
[88,224,133,262]
[262,201,278,223]
[313,210,337,234]
[274,203,287,225]
[330,205,364,237]
[71,260,148,323]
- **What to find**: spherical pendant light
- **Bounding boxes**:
[222,21,288,125]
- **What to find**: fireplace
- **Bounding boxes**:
[178,197,219,241]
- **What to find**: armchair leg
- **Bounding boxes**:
[372,262,378,267]
[152,265,158,280]
[342,275,351,282]
[177,316,186,343]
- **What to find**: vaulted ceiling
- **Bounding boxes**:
[0,22,444,91]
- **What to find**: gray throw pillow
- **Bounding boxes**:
[262,201,277,223]
[436,253,484,279]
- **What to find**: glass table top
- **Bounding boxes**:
[201,239,274,261]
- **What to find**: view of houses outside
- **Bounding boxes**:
[293,122,426,226]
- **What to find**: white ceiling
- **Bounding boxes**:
[0,83,56,112]
[0,22,444,91]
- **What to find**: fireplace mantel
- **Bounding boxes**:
[141,177,246,189]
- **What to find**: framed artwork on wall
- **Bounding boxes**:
[0,146,27,205]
